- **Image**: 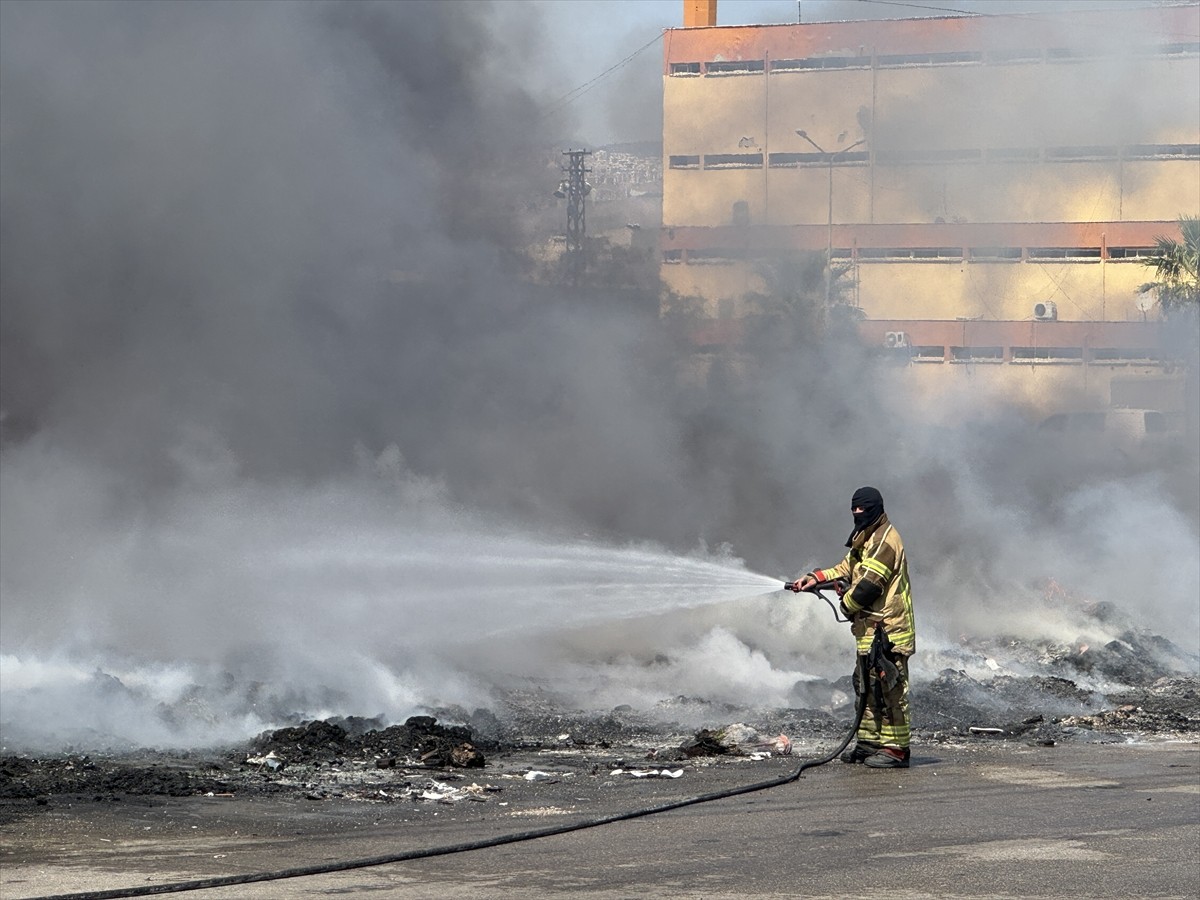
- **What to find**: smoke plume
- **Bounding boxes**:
[1,0,1196,751]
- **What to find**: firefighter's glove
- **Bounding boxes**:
[868,644,900,689]
[867,627,900,689]
[875,654,900,689]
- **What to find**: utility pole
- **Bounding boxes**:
[556,149,592,285]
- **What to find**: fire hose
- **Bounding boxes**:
[32,584,868,900]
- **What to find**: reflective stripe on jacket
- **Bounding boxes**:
[812,513,915,656]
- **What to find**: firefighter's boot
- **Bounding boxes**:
[839,741,880,764]
[864,747,910,768]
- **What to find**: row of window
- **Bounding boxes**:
[663,247,1161,264]
[668,144,1200,170]
[904,346,1163,363]
[668,43,1199,76]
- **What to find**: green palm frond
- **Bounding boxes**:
[1143,215,1200,311]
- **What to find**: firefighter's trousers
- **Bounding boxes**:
[855,654,910,751]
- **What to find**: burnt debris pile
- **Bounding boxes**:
[250,715,490,770]
[0,755,227,801]
[916,669,1200,745]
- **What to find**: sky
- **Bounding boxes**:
[0,0,1195,751]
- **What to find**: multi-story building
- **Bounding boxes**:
[661,2,1199,416]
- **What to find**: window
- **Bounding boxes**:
[1143,411,1169,434]
[950,346,1004,361]
[1107,247,1160,260]
[668,155,700,169]
[662,249,682,264]
[768,150,868,167]
[688,249,742,264]
[986,147,1040,162]
[769,151,824,167]
[912,346,946,361]
[970,247,1023,260]
[859,248,960,260]
[771,56,865,71]
[987,48,1042,64]
[1029,247,1101,259]
[876,148,981,164]
[1133,42,1200,57]
[705,60,765,75]
[1046,47,1099,62]
[1123,144,1200,160]
[1011,346,1084,361]
[703,153,763,169]
[1046,146,1118,160]
[1090,348,1162,362]
[878,51,982,67]
[669,62,701,75]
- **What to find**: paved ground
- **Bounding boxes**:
[3,741,1197,899]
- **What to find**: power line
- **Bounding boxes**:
[542,31,664,119]
[854,0,1200,39]
[852,0,982,15]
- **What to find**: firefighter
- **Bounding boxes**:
[786,486,915,769]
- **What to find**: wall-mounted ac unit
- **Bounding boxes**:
[885,330,910,348]
[1033,301,1058,321]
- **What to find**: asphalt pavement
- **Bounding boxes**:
[3,741,1197,899]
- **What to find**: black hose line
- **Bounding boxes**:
[32,676,868,900]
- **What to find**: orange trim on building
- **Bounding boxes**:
[663,5,1199,71]
[856,319,1163,352]
[683,318,1166,352]
[661,221,1180,253]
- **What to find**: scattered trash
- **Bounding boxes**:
[761,734,792,756]
[410,778,499,804]
[609,768,683,779]
[245,751,284,771]
[524,770,556,781]
[968,727,1005,736]
[679,724,793,758]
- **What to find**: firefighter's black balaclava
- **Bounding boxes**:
[846,486,885,547]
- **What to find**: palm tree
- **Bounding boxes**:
[1140,215,1200,312]
[1141,215,1200,441]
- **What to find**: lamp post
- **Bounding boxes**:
[796,130,865,309]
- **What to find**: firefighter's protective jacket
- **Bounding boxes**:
[811,513,915,656]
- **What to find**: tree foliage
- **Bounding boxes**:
[1141,215,1200,312]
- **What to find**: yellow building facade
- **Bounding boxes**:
[661,6,1200,416]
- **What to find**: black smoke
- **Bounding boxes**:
[1,0,1196,750]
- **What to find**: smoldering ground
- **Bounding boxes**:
[1,1,1197,753]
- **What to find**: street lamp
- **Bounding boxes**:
[796,130,865,309]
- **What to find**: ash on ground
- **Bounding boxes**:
[2,625,1196,816]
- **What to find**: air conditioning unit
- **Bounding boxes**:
[1033,301,1058,321]
[885,331,910,348]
